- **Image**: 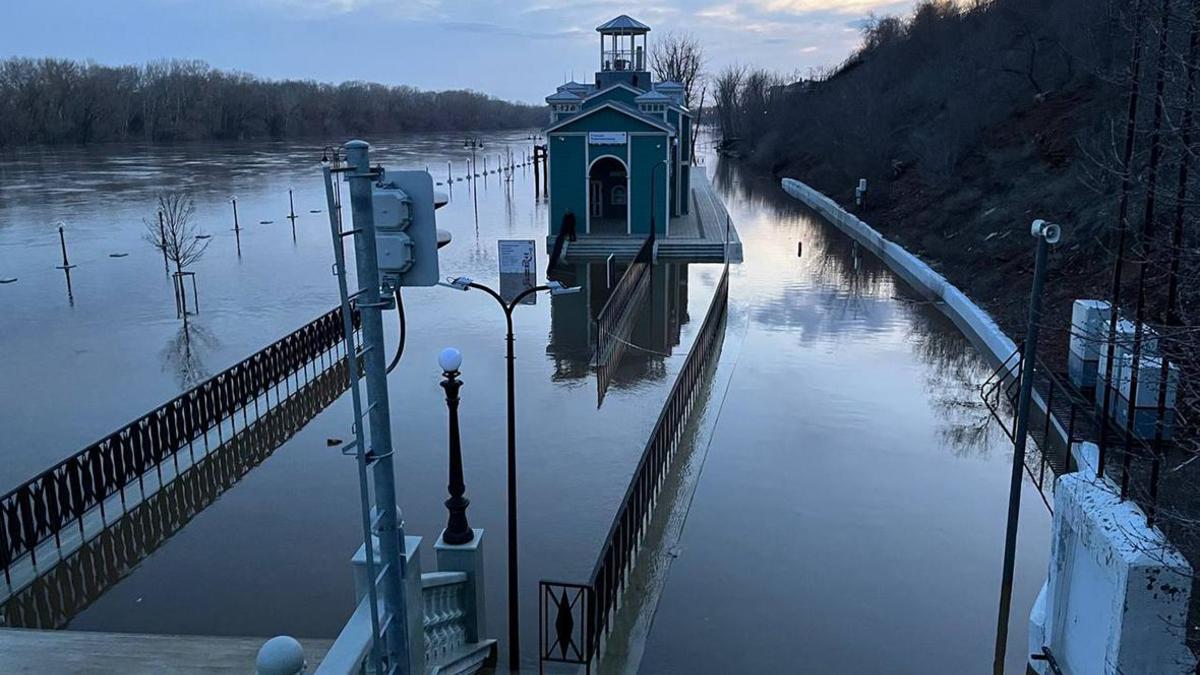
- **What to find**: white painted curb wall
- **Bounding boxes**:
[781,178,1016,367]
[781,178,1195,674]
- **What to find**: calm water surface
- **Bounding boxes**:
[635,162,1050,675]
[0,134,1048,673]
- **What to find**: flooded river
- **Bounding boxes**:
[0,133,1047,673]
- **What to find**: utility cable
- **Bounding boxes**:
[386,287,406,374]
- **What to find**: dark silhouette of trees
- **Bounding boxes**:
[0,58,545,146]
[711,0,1121,187]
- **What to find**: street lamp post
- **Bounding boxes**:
[439,347,474,546]
[442,276,580,671]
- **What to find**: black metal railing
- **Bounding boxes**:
[0,355,354,629]
[594,236,654,402]
[538,581,594,674]
[541,263,729,669]
[982,349,1088,509]
[980,344,1168,523]
[1030,646,1065,675]
[0,305,360,590]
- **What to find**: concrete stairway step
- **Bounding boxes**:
[429,640,497,675]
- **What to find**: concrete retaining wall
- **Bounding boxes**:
[780,178,1016,367]
[1030,445,1194,674]
[781,177,1196,673]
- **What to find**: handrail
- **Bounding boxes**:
[316,592,375,675]
[0,305,360,587]
[586,262,729,656]
[980,343,1168,524]
[594,236,654,402]
[1,356,353,628]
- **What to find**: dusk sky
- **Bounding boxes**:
[0,0,923,103]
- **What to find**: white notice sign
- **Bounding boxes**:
[499,240,536,275]
[498,239,537,305]
[588,132,627,145]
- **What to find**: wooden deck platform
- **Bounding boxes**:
[0,628,331,673]
[552,166,743,264]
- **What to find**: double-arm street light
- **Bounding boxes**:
[442,276,580,670]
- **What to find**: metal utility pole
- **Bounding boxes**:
[464,137,483,229]
[345,140,412,675]
[1098,0,1147,477]
[992,219,1060,675]
[231,196,242,256]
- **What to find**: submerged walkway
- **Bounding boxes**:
[631,176,1052,674]
[557,167,744,264]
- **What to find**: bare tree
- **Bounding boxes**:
[713,65,746,145]
[649,31,705,108]
[145,191,209,324]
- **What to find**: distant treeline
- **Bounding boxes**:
[0,58,546,146]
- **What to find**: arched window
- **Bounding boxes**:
[611,185,627,206]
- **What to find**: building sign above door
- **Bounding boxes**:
[588,132,627,145]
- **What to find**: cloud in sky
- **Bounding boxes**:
[0,0,925,102]
[754,0,913,13]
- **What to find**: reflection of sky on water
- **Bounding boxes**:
[1,133,1046,672]
[639,147,1048,675]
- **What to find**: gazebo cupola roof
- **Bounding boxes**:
[596,15,650,34]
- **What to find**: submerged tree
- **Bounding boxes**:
[144,191,209,325]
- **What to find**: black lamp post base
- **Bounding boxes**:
[443,497,475,545]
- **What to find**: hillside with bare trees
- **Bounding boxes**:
[714,0,1169,360]
[719,0,1200,653]
[0,58,545,146]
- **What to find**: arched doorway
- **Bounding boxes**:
[587,156,628,235]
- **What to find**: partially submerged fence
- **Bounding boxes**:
[594,236,654,403]
[0,305,360,595]
[541,263,730,671]
[981,344,1170,524]
[1,355,353,628]
[982,350,1090,511]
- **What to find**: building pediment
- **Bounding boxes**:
[545,101,674,135]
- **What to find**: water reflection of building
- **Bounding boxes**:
[547,262,690,390]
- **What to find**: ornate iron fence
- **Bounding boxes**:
[541,263,729,669]
[594,236,654,402]
[0,305,360,589]
[539,581,593,674]
[0,356,352,629]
